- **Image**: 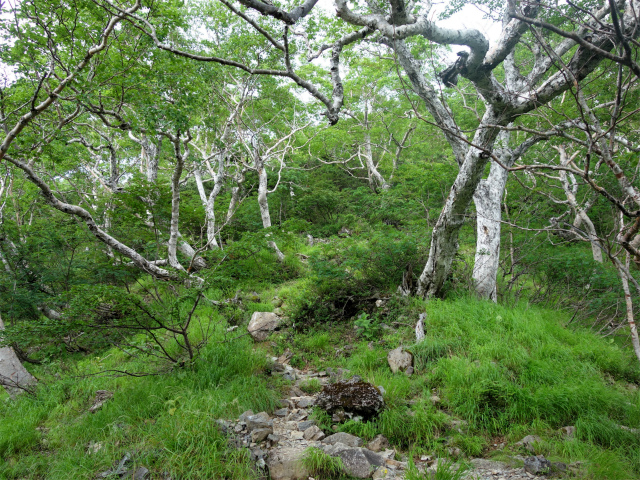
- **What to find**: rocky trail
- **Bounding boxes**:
[216,352,573,480]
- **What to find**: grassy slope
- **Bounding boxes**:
[1,293,639,479]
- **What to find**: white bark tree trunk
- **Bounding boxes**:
[0,316,36,397]
[416,108,503,298]
[472,163,508,302]
[193,167,221,249]
[167,141,186,271]
[257,155,271,228]
[618,255,640,364]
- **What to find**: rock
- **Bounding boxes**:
[89,390,113,413]
[303,425,326,441]
[338,227,352,237]
[290,431,305,440]
[524,455,551,475]
[323,432,364,447]
[239,410,254,422]
[367,434,390,452]
[387,347,413,374]
[375,299,384,308]
[267,447,310,480]
[273,296,284,308]
[450,419,468,433]
[516,435,542,453]
[293,396,315,408]
[251,427,273,442]
[274,307,284,316]
[246,412,272,432]
[297,420,316,431]
[372,465,394,479]
[274,408,289,417]
[122,467,150,480]
[322,443,385,478]
[247,312,280,341]
[316,378,385,420]
[551,461,568,475]
[429,395,441,405]
[560,425,576,438]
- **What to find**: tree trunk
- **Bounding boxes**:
[193,167,221,249]
[618,255,640,364]
[167,147,185,271]
[472,164,508,302]
[0,316,36,397]
[416,109,503,298]
[257,157,271,228]
[363,131,389,191]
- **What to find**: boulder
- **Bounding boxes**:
[367,434,390,452]
[323,432,364,448]
[524,455,551,475]
[246,412,272,432]
[267,448,310,480]
[316,377,385,420]
[387,347,413,374]
[297,420,316,431]
[515,435,542,453]
[560,425,576,438]
[248,312,280,341]
[322,443,385,478]
[303,425,326,441]
[251,427,273,442]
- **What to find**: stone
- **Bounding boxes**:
[551,461,568,474]
[272,296,284,308]
[274,408,289,417]
[367,434,390,452]
[303,425,326,441]
[560,425,576,438]
[290,431,305,440]
[430,395,441,405]
[516,435,542,453]
[251,427,273,443]
[286,409,307,422]
[387,347,413,374]
[239,410,254,422]
[89,390,114,413]
[322,443,385,478]
[121,467,150,480]
[375,299,384,308]
[316,377,385,420]
[247,312,280,341]
[372,465,395,479]
[274,307,284,316]
[524,455,551,475]
[297,420,316,431]
[323,432,364,447]
[246,412,272,432]
[267,447,310,480]
[294,396,316,408]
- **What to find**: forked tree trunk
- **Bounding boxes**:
[0,316,36,397]
[416,109,503,298]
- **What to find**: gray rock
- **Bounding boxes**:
[303,425,326,441]
[274,307,284,316]
[367,434,390,452]
[294,396,315,408]
[524,455,551,475]
[551,461,568,475]
[316,378,384,420]
[247,312,280,341]
[297,420,316,431]
[251,427,273,442]
[246,412,272,432]
[516,435,542,453]
[387,347,413,374]
[239,410,254,422]
[267,447,310,480]
[323,432,364,447]
[274,408,289,417]
[560,425,576,438]
[322,443,385,478]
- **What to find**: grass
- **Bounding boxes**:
[0,323,280,480]
[2,288,640,479]
[302,447,350,479]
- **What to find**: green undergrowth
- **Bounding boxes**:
[2,289,640,479]
[280,295,640,479]
[0,323,280,480]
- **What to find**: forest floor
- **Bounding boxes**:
[1,284,640,480]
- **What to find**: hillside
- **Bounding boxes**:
[2,274,639,479]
